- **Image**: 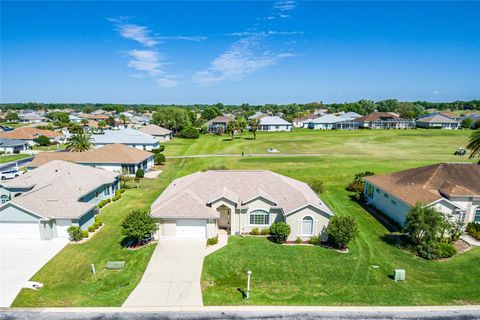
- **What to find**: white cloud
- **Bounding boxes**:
[433,90,440,94]
[193,36,294,85]
[117,23,159,47]
[274,0,296,12]
[126,50,178,88]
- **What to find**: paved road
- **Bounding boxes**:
[166,153,323,159]
[123,240,205,307]
[2,306,480,320]
[0,238,68,307]
[0,156,33,172]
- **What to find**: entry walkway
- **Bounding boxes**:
[123,239,205,307]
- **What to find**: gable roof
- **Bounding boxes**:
[339,112,362,120]
[0,127,63,140]
[0,138,29,147]
[139,124,172,136]
[416,113,460,124]
[355,112,405,122]
[29,144,153,168]
[91,128,158,145]
[310,114,343,124]
[151,170,333,219]
[259,116,292,126]
[1,160,119,219]
[365,163,480,206]
[205,116,235,125]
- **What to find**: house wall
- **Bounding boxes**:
[416,122,459,129]
[259,124,292,132]
[79,180,118,204]
[364,181,412,226]
[77,209,96,231]
[285,206,330,241]
[309,123,335,130]
[0,203,41,222]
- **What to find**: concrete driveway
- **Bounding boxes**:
[0,238,68,307]
[123,239,205,307]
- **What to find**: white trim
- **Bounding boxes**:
[246,208,271,226]
[285,203,333,217]
[297,215,315,236]
[0,201,47,220]
[427,198,466,211]
[207,196,238,206]
[242,195,276,206]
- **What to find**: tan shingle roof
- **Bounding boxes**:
[416,114,459,124]
[355,112,402,122]
[365,163,480,206]
[29,144,152,168]
[139,124,172,136]
[2,160,119,219]
[151,170,332,219]
[0,127,63,140]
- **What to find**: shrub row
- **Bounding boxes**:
[250,227,270,236]
[415,241,457,260]
[466,222,480,240]
[97,188,125,208]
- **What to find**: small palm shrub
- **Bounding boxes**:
[295,237,302,244]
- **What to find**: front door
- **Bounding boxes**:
[218,206,230,229]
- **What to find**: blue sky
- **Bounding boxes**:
[1,1,479,104]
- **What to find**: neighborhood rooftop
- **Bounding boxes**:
[0,127,63,140]
[139,124,172,136]
[1,160,119,219]
[91,128,158,145]
[151,170,333,219]
[28,144,153,168]
[365,163,480,206]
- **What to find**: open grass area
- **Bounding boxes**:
[12,129,479,307]
[0,154,31,164]
[32,144,66,151]
[0,122,30,129]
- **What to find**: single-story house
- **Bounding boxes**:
[293,113,317,128]
[28,144,154,175]
[206,116,235,134]
[0,138,29,154]
[151,170,334,240]
[139,124,172,142]
[308,114,359,130]
[439,112,462,121]
[258,116,293,132]
[0,127,64,145]
[91,128,159,151]
[415,113,460,129]
[0,160,119,240]
[339,112,362,121]
[364,163,480,226]
[69,114,82,123]
[355,112,415,129]
[248,112,268,121]
[78,113,109,122]
[18,112,46,123]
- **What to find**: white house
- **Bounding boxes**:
[0,161,119,240]
[364,163,480,226]
[308,114,359,130]
[91,128,159,151]
[28,144,154,175]
[415,113,460,129]
[151,170,334,240]
[0,138,29,154]
[139,124,172,142]
[258,116,292,132]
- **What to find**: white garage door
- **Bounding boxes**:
[176,219,206,239]
[0,222,40,239]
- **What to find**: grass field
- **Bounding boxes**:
[12,129,479,307]
[0,154,31,164]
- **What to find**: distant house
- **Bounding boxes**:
[18,112,45,123]
[139,124,172,142]
[0,127,64,145]
[258,116,292,132]
[355,112,415,129]
[364,163,480,226]
[293,113,317,128]
[78,113,109,122]
[308,114,359,130]
[0,138,29,154]
[206,116,235,134]
[339,112,362,121]
[0,161,119,239]
[439,111,462,121]
[151,170,333,240]
[415,113,460,129]
[28,144,154,175]
[248,112,268,121]
[91,128,159,151]
[68,114,82,123]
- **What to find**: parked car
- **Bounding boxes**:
[0,170,20,180]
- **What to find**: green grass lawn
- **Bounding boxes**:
[0,122,30,129]
[32,144,66,151]
[0,154,31,164]
[12,129,479,307]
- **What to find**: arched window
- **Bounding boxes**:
[301,216,314,235]
[1,195,9,204]
[249,209,269,225]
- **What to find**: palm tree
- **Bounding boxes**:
[97,120,106,133]
[119,114,128,128]
[467,129,480,159]
[250,118,260,140]
[226,120,236,140]
[80,118,89,126]
[66,132,93,152]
